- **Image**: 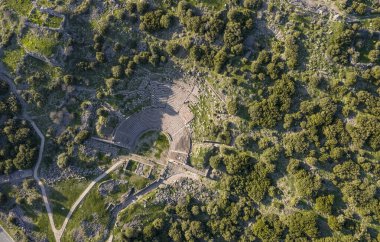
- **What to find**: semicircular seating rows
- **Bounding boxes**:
[113,80,196,163]
[113,106,191,163]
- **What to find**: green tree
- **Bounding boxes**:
[286,212,319,239]
[252,214,284,241]
[315,195,335,214]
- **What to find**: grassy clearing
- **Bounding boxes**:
[114,192,165,238]
[119,202,164,225]
[190,145,215,169]
[154,133,170,159]
[136,131,170,159]
[22,54,61,76]
[111,190,168,240]
[47,179,89,228]
[4,0,33,16]
[21,28,59,57]
[32,207,55,241]
[0,182,55,241]
[29,9,63,28]
[45,15,63,28]
[29,9,48,25]
[128,172,150,189]
[190,90,220,141]
[2,47,25,72]
[62,170,151,240]
[112,167,151,190]
[36,0,59,8]
[62,185,110,242]
[126,160,138,171]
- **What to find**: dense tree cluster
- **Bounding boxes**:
[249,75,295,128]
[326,22,355,64]
[140,9,172,32]
[0,82,38,174]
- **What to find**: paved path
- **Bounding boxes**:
[0,225,14,242]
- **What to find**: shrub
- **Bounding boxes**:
[315,195,335,214]
[124,68,134,78]
[118,56,129,66]
[74,130,90,144]
[140,10,172,32]
[63,75,74,85]
[96,52,105,62]
[214,48,228,73]
[286,212,319,239]
[112,65,123,78]
[368,50,379,64]
[252,215,284,241]
[57,152,69,168]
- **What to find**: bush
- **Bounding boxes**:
[252,215,284,241]
[189,45,203,61]
[105,78,118,90]
[140,10,172,32]
[57,152,69,168]
[160,14,172,29]
[97,108,109,117]
[209,155,223,169]
[111,65,123,78]
[96,52,105,62]
[327,215,342,231]
[286,212,319,239]
[214,48,228,73]
[124,227,137,238]
[368,50,379,64]
[124,68,134,78]
[333,160,360,181]
[167,42,180,56]
[74,130,90,144]
[226,97,238,115]
[315,195,335,214]
[7,215,17,224]
[118,56,129,66]
[63,75,74,85]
